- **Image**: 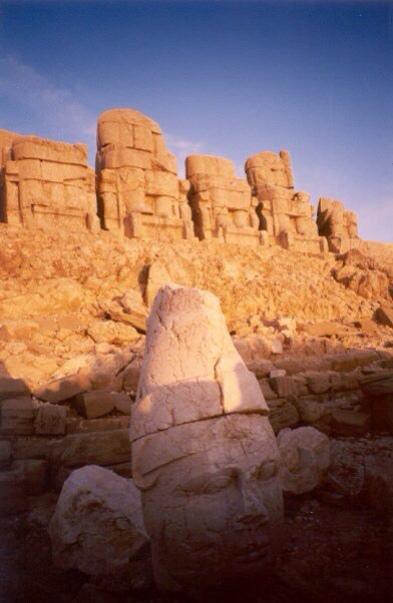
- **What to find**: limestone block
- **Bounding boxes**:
[0,377,30,401]
[134,124,154,152]
[12,459,48,495]
[16,158,42,180]
[49,466,148,576]
[121,358,142,393]
[12,137,87,165]
[51,429,131,470]
[40,161,87,183]
[268,400,299,433]
[364,455,393,515]
[34,403,67,435]
[186,154,235,179]
[98,147,151,170]
[306,372,331,394]
[0,397,35,435]
[34,372,91,404]
[74,390,118,419]
[269,375,297,398]
[330,410,370,437]
[277,426,330,494]
[0,440,12,470]
[144,169,178,197]
[0,463,26,515]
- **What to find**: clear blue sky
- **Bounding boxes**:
[0,1,391,241]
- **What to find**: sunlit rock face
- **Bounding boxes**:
[131,284,284,593]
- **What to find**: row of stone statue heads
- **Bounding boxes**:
[0,108,359,254]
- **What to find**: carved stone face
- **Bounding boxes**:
[133,414,283,592]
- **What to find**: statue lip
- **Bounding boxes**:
[237,544,270,563]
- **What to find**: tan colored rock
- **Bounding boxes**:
[186,154,262,245]
[330,410,370,437]
[0,462,26,514]
[277,426,330,494]
[245,150,327,253]
[0,397,35,435]
[268,399,300,433]
[96,108,193,241]
[0,135,98,231]
[317,197,360,253]
[49,465,148,576]
[34,403,67,435]
[35,372,90,404]
[0,440,12,470]
[0,377,30,401]
[51,429,131,474]
[74,390,118,419]
[376,305,393,328]
[12,458,48,495]
[131,284,283,593]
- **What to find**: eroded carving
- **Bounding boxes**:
[186,154,262,245]
[96,109,194,240]
[131,284,284,593]
[317,197,360,253]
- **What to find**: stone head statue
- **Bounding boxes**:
[131,285,284,593]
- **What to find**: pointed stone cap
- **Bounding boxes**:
[130,284,268,442]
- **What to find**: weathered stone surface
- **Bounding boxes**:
[306,372,331,394]
[375,305,393,328]
[0,397,35,435]
[186,154,261,245]
[34,403,67,435]
[0,463,26,514]
[74,390,117,419]
[0,377,30,401]
[277,426,330,494]
[330,410,370,437]
[364,454,393,515]
[245,150,326,253]
[131,285,283,593]
[96,108,193,241]
[317,197,360,254]
[269,375,297,398]
[0,440,12,469]
[268,400,300,433]
[66,415,130,435]
[51,429,131,470]
[49,465,148,576]
[35,372,91,404]
[1,135,98,231]
[12,459,48,495]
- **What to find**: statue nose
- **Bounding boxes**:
[237,491,269,526]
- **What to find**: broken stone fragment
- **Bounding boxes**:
[277,426,330,495]
[49,465,148,577]
[35,372,91,404]
[74,390,131,419]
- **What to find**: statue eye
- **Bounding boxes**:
[178,470,236,495]
[254,461,278,481]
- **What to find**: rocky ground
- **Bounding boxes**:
[0,225,392,602]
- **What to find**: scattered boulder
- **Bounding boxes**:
[49,465,148,577]
[278,426,330,494]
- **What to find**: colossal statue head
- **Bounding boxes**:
[131,285,284,593]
